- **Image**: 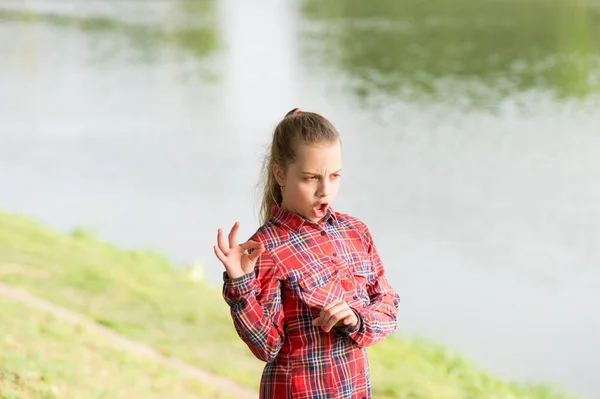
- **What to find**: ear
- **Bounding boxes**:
[273,164,287,187]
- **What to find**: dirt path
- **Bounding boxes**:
[0,282,257,399]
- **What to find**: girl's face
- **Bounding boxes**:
[275,140,342,223]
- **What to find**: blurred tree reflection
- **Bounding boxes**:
[300,0,600,106]
[0,0,221,68]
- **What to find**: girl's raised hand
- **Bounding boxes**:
[213,222,265,280]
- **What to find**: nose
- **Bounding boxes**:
[317,179,330,198]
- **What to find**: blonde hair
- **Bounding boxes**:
[259,108,341,225]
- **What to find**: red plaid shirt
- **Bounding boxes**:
[223,206,400,399]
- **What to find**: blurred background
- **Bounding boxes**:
[1,0,599,398]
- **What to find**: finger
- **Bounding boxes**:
[325,309,351,332]
[321,299,346,315]
[217,229,229,255]
[213,245,228,265]
[322,299,343,312]
[343,313,355,325]
[331,309,353,329]
[321,303,347,330]
[228,222,240,249]
[240,240,262,250]
[247,243,265,263]
[338,312,358,328]
[311,318,320,327]
[317,299,340,325]
[319,299,343,324]
[240,240,262,255]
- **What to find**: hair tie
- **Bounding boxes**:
[285,107,304,118]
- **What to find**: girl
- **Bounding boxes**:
[213,108,400,399]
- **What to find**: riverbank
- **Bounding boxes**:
[0,210,577,398]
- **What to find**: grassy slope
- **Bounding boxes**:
[0,211,577,399]
[0,296,234,399]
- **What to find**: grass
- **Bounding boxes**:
[0,210,578,399]
[0,297,235,399]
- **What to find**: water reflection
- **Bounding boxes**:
[300,0,600,108]
[0,0,220,75]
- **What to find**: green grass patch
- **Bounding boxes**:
[0,210,577,398]
[0,297,235,399]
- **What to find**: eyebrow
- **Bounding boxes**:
[300,170,342,175]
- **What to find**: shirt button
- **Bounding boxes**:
[332,253,337,257]
[320,231,326,236]
[352,295,358,300]
[346,274,351,279]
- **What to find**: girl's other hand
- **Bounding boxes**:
[213,222,264,279]
[311,300,359,332]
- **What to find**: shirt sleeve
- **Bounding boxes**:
[343,225,400,347]
[222,249,285,363]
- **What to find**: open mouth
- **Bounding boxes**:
[313,202,329,218]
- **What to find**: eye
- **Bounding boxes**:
[331,173,341,179]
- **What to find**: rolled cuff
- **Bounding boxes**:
[338,308,363,336]
[222,271,259,302]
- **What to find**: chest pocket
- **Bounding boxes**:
[295,257,345,311]
[351,255,376,295]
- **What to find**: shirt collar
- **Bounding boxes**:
[270,204,337,232]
